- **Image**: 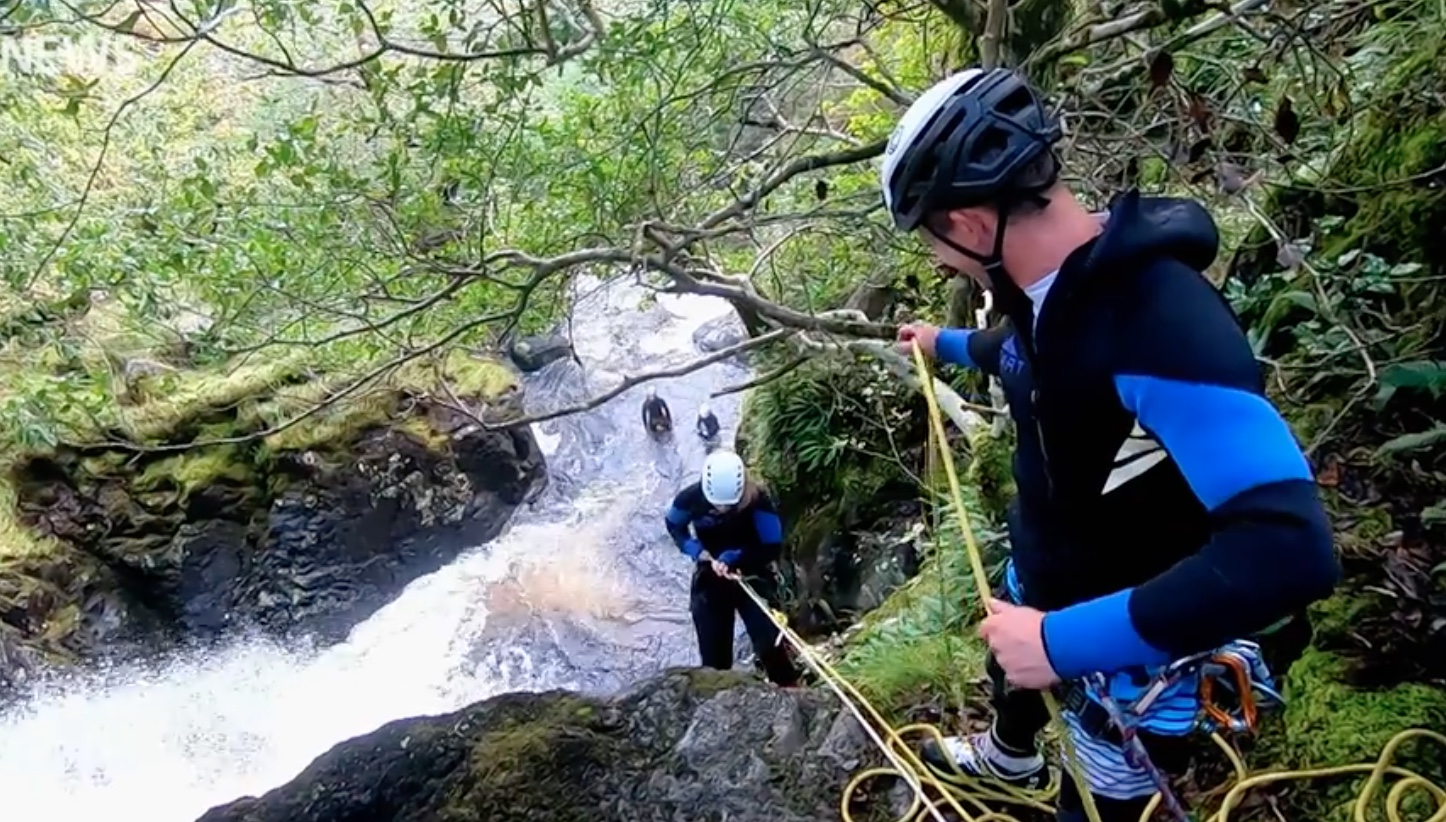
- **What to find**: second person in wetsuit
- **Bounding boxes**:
[664,449,800,686]
[641,386,672,436]
[696,403,721,442]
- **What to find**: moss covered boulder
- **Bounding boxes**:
[197,670,874,822]
[0,349,546,668]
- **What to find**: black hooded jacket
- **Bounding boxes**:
[935,191,1339,679]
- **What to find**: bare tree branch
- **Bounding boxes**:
[813,48,913,106]
[699,139,888,230]
[711,354,810,398]
[466,328,796,429]
[65,0,593,77]
[851,339,1000,434]
[980,0,1008,69]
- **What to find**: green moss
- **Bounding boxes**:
[132,444,254,499]
[678,667,756,699]
[0,478,66,560]
[396,416,450,450]
[1267,648,1446,820]
[1318,13,1446,266]
[434,349,516,399]
[252,351,515,454]
[259,386,400,454]
[1324,498,1395,556]
[449,696,626,822]
[1306,590,1379,646]
[963,424,1014,525]
[120,352,314,443]
[0,547,111,663]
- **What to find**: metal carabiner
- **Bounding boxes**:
[1199,651,1259,733]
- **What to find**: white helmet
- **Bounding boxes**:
[701,449,746,506]
[645,386,657,400]
[698,403,712,418]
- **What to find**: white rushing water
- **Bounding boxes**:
[0,275,752,822]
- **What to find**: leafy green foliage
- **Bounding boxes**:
[746,351,925,514]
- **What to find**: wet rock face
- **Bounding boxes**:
[197,670,875,822]
[509,333,574,372]
[0,628,41,699]
[692,313,748,357]
[10,420,546,653]
[786,503,923,636]
[234,426,545,643]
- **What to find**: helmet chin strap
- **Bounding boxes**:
[925,208,1029,320]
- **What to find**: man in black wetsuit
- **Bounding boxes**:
[696,403,721,442]
[641,386,672,436]
[663,449,800,687]
[879,66,1339,820]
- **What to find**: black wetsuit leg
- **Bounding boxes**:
[690,566,736,670]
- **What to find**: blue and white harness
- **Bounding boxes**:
[1003,561,1285,803]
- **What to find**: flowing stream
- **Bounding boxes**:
[0,275,751,822]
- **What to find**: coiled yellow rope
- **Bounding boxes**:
[732,342,1446,822]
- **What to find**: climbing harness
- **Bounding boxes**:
[722,341,1446,822]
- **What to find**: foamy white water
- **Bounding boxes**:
[0,277,750,822]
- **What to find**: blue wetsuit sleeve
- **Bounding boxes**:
[935,329,977,368]
[1041,263,1338,679]
[665,487,703,560]
[935,323,1008,377]
[750,507,784,566]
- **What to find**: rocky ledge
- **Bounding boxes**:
[199,669,874,822]
[0,350,545,687]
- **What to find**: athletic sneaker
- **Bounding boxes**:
[920,730,1052,789]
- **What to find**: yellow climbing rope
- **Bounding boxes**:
[731,342,1446,822]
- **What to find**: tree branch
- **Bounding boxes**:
[711,354,811,398]
[698,139,888,230]
[850,339,1000,434]
[468,328,796,429]
[980,0,1009,69]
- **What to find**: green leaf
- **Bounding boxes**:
[115,10,143,33]
[1378,425,1446,456]
[1374,361,1446,406]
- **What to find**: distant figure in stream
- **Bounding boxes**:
[641,386,672,437]
[663,449,800,687]
[881,67,1336,820]
[695,403,721,445]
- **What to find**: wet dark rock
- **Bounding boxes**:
[510,334,574,372]
[8,402,546,657]
[0,627,41,700]
[234,426,545,642]
[786,503,923,635]
[692,313,748,356]
[197,669,875,822]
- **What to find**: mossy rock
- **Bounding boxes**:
[0,547,133,663]
[199,671,872,822]
[0,346,527,662]
[963,422,1015,527]
[454,696,630,821]
[1265,648,1446,821]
